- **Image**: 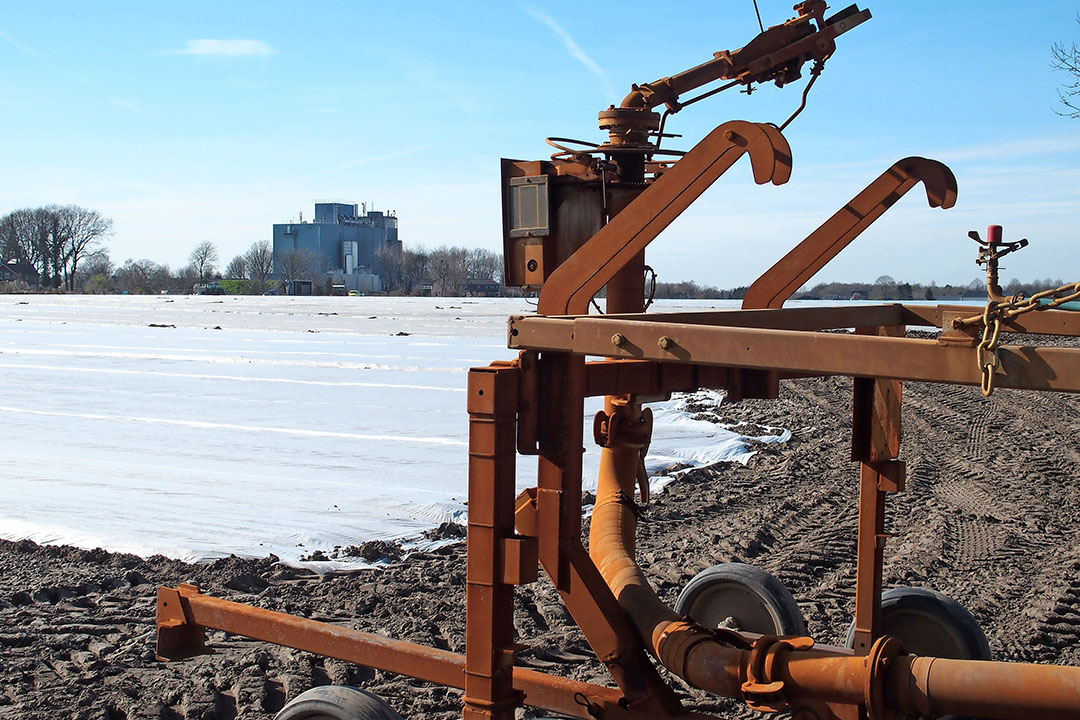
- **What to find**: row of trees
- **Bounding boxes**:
[56,240,505,297]
[654,275,1075,302]
[381,246,501,296]
[796,275,1072,302]
[70,240,278,295]
[0,206,113,290]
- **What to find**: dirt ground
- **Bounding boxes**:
[2,338,1079,720]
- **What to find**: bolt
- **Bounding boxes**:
[611,333,626,347]
[723,130,734,141]
[658,335,674,350]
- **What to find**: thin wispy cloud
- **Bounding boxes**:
[0,27,37,57]
[521,4,612,94]
[162,39,275,57]
[109,97,141,112]
[299,146,431,181]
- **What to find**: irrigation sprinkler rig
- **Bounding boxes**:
[156,4,1080,719]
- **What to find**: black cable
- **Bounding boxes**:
[779,61,824,131]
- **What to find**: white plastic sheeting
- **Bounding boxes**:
[0,296,788,568]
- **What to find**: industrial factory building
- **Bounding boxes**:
[271,202,401,294]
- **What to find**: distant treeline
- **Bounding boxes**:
[2,205,1069,300]
[653,275,1073,302]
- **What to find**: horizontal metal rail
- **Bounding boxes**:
[156,586,635,720]
[508,314,1080,393]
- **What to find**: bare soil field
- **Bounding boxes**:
[2,337,1079,719]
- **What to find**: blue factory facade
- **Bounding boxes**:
[271,203,400,293]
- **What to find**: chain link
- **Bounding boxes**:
[973,281,1080,396]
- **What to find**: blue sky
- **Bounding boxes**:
[1,1,1077,289]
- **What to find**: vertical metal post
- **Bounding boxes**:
[465,367,520,720]
[850,324,904,656]
[531,352,682,713]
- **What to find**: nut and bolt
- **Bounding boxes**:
[658,335,675,350]
[611,333,626,347]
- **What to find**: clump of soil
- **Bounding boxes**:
[3,357,1079,719]
[424,522,466,541]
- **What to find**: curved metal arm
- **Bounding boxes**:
[537,121,792,316]
[623,2,870,111]
[742,157,957,310]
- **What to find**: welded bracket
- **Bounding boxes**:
[156,583,208,661]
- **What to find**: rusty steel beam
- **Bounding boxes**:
[508,316,1080,393]
[510,305,910,353]
[465,367,522,720]
[742,158,957,310]
[583,359,728,398]
[156,585,643,720]
[849,325,904,655]
[536,121,791,316]
[591,304,909,330]
[903,303,1080,337]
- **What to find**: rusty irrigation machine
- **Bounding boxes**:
[157,4,1080,719]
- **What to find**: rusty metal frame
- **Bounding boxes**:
[507,308,1080,394]
[154,102,1080,718]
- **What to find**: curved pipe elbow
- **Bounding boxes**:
[619,87,647,109]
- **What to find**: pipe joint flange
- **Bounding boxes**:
[741,635,815,713]
[864,635,906,720]
[592,405,653,451]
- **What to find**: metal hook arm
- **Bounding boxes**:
[742,157,957,310]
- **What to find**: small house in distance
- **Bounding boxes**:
[0,259,40,287]
[271,202,401,294]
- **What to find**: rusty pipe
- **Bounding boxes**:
[588,401,708,671]
[587,411,1080,719]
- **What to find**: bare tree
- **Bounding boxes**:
[173,264,199,294]
[1052,15,1080,118]
[466,248,502,284]
[58,205,113,290]
[375,244,403,292]
[400,249,428,295]
[225,255,247,280]
[244,240,274,283]
[74,250,114,291]
[428,246,468,296]
[188,241,218,282]
[873,274,896,300]
[279,249,321,286]
[113,259,171,295]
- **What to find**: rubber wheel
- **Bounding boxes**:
[275,686,405,720]
[674,563,807,636]
[844,587,992,660]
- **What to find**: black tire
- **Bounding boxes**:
[844,587,992,660]
[275,686,405,720]
[674,562,807,636]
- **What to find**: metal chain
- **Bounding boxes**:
[976,303,1003,397]
[974,281,1080,396]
